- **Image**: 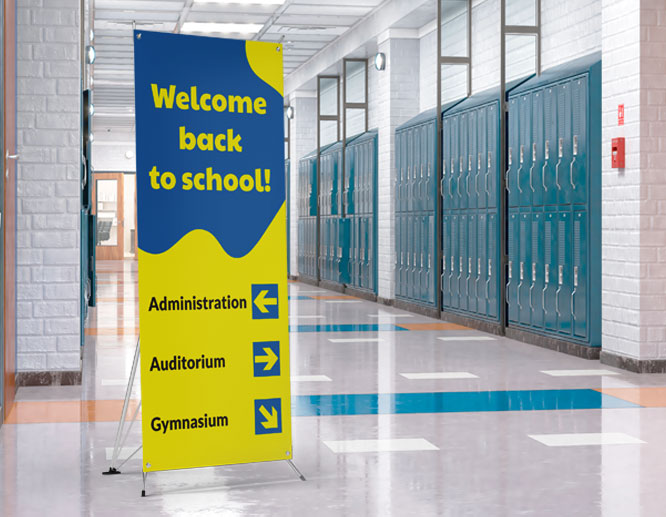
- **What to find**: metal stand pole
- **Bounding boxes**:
[103,337,141,475]
[142,472,148,497]
[286,460,306,481]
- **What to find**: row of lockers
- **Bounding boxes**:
[298,131,378,219]
[297,217,317,279]
[392,53,601,347]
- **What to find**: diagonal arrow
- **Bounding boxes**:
[254,289,278,314]
[259,405,278,429]
[254,347,278,371]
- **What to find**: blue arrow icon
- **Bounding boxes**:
[254,398,282,435]
[251,284,279,319]
[253,341,280,377]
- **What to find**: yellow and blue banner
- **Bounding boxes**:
[133,30,290,473]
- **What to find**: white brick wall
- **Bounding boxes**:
[17,0,81,372]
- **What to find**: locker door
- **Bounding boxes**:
[557,81,573,205]
[365,140,372,214]
[477,212,487,316]
[406,129,413,213]
[418,215,426,302]
[419,125,427,212]
[369,214,376,292]
[427,121,436,211]
[355,216,361,286]
[363,216,370,289]
[427,214,435,304]
[487,213,498,319]
[450,115,460,210]
[450,213,460,308]
[395,133,402,213]
[507,97,520,207]
[532,90,545,207]
[396,214,403,296]
[405,214,413,300]
[441,212,451,308]
[507,210,520,323]
[519,93,532,207]
[530,212,545,328]
[459,213,468,311]
[542,212,557,331]
[311,157,318,216]
[556,210,573,335]
[335,218,342,283]
[543,87,558,206]
[571,76,588,205]
[415,215,422,302]
[442,118,451,209]
[477,106,488,209]
[459,113,469,209]
[573,210,588,339]
[467,213,478,314]
[518,212,531,326]
[487,103,498,209]
[468,109,478,209]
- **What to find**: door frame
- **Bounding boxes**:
[93,172,125,260]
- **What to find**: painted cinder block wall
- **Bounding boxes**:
[16,0,82,383]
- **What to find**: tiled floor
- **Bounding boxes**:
[3,260,666,515]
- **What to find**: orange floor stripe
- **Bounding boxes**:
[398,322,471,331]
[85,327,140,336]
[310,295,359,300]
[596,387,666,407]
[96,297,139,303]
[5,399,140,424]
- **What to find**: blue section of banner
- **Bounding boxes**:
[133,31,285,257]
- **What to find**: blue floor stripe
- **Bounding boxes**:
[289,323,407,333]
[288,296,313,300]
[292,389,640,416]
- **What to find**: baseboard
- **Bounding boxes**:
[288,274,299,281]
[440,310,504,336]
[344,286,377,302]
[16,370,82,387]
[505,327,600,360]
[394,298,440,319]
[319,280,345,293]
[600,350,666,373]
[377,297,393,306]
[298,275,319,287]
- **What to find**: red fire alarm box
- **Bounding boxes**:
[612,137,625,168]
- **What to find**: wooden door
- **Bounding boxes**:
[93,173,125,260]
[3,0,16,422]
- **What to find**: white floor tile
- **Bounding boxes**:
[323,438,439,453]
[328,338,384,343]
[105,446,143,461]
[528,433,645,447]
[324,300,363,304]
[291,375,332,382]
[289,315,325,320]
[437,336,496,341]
[400,372,478,380]
[540,369,620,377]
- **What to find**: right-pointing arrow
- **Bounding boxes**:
[254,347,278,371]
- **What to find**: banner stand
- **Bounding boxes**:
[102,337,306,496]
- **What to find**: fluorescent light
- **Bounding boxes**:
[194,0,284,4]
[181,22,263,35]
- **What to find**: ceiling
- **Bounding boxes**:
[91,0,387,139]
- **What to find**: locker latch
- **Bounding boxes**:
[545,264,549,284]
[451,256,454,272]
[478,153,482,170]
[520,145,524,164]
[468,155,472,172]
[558,138,563,158]
[487,152,492,169]
[459,157,464,172]
[443,257,447,272]
[508,148,512,166]
[421,253,424,267]
[478,258,481,276]
[459,257,463,273]
[508,261,512,279]
[574,266,578,287]
[488,259,492,277]
[520,262,524,281]
[558,265,563,285]
[532,263,536,283]
[468,257,472,275]
[532,143,537,162]
[573,135,578,156]
[545,140,550,160]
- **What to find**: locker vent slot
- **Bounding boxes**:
[558,220,565,264]
[574,219,581,266]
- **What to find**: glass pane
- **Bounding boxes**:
[345,60,366,104]
[319,77,338,117]
[506,34,537,81]
[506,0,536,26]
[97,179,119,247]
[345,108,366,139]
[441,63,468,104]
[320,120,338,147]
[284,109,289,137]
[440,0,468,57]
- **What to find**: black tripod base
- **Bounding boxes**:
[102,467,121,475]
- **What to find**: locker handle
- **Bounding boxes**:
[571,287,576,321]
[516,162,523,194]
[555,286,561,318]
[555,158,562,192]
[505,168,511,195]
[517,262,523,310]
[542,282,547,316]
[570,156,577,191]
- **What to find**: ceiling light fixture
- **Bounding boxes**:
[374,52,386,71]
[286,106,294,119]
[181,22,264,35]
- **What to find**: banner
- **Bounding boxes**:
[134,30,291,473]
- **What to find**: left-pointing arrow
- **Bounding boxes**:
[259,405,278,429]
[254,347,278,371]
[254,289,278,314]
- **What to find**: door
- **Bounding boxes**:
[93,173,125,260]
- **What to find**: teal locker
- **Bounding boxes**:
[426,214,435,304]
[487,103,498,210]
[414,215,422,300]
[518,93,532,207]
[398,130,406,212]
[556,210,573,336]
[487,213,498,319]
[557,81,573,205]
[476,106,487,209]
[507,210,520,323]
[468,110,478,209]
[507,96,520,207]
[441,212,451,308]
[532,90,545,207]
[406,128,414,213]
[477,212,487,316]
[450,115,460,210]
[450,213,460,308]
[426,121,436,211]
[573,210,588,339]
[518,212,532,326]
[442,118,452,207]
[459,113,469,209]
[543,86,558,206]
[571,76,588,205]
[458,213,468,311]
[530,211,545,329]
[467,213,478,314]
